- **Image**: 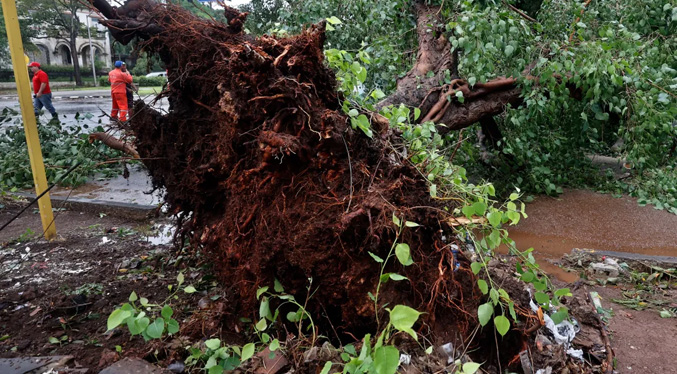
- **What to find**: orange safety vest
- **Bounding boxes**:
[108,69,132,95]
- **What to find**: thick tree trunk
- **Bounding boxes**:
[69,32,83,86]
[377,3,524,134]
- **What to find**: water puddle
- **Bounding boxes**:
[506,189,677,282]
[145,223,175,245]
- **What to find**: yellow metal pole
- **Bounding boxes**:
[2,0,56,239]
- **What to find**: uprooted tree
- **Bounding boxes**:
[87,0,671,369]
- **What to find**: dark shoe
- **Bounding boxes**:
[51,112,58,119]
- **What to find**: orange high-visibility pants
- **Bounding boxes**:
[111,92,129,122]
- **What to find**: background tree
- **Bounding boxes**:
[0,4,38,64]
[240,0,677,213]
[23,0,89,85]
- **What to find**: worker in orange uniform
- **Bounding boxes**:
[108,60,133,123]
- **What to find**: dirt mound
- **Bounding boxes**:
[99,0,477,343]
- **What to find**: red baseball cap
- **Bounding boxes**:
[28,62,40,68]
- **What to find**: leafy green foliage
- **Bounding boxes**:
[0,109,125,189]
[106,273,195,341]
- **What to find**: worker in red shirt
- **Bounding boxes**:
[108,60,133,122]
[28,62,58,121]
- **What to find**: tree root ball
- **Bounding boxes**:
[100,0,479,344]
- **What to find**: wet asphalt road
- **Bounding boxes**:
[0,91,169,129]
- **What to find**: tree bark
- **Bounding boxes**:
[377,3,524,134]
[69,21,83,86]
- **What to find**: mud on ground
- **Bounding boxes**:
[0,203,196,372]
[559,251,677,374]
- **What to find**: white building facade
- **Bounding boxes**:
[26,11,112,70]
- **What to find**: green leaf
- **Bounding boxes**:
[167,319,180,334]
[388,273,408,281]
[260,297,272,320]
[508,302,517,321]
[348,109,359,117]
[477,279,488,295]
[129,291,138,302]
[404,221,420,227]
[659,310,672,318]
[48,337,60,344]
[241,343,256,361]
[487,211,502,227]
[351,114,373,138]
[392,213,401,227]
[357,67,367,84]
[274,279,284,293]
[369,251,384,263]
[471,262,482,275]
[161,305,173,320]
[504,45,515,57]
[462,205,474,218]
[395,243,413,266]
[256,287,269,299]
[494,315,510,336]
[326,16,342,25]
[535,292,550,305]
[372,346,400,374]
[269,339,280,351]
[520,271,535,282]
[414,108,421,121]
[205,338,221,350]
[319,361,333,374]
[462,362,482,374]
[533,281,547,291]
[425,346,433,355]
[389,305,421,340]
[184,285,197,294]
[146,318,165,339]
[472,201,487,216]
[550,310,568,324]
[128,316,150,335]
[477,303,493,326]
[209,366,224,374]
[371,89,385,100]
[554,288,572,297]
[455,90,465,103]
[177,272,184,286]
[256,318,268,331]
[107,309,132,331]
[490,288,499,305]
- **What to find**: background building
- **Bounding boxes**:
[26,11,111,69]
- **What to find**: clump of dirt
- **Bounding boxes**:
[102,0,477,343]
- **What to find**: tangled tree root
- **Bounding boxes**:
[95,0,478,341]
[89,2,610,372]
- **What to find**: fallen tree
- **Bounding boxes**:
[89,0,612,371]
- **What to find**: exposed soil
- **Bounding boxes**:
[507,189,677,282]
[0,203,188,372]
[594,286,677,374]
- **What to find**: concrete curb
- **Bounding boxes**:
[14,192,158,221]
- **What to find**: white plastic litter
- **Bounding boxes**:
[101,236,110,244]
[441,342,455,364]
[399,354,411,365]
[528,289,583,361]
